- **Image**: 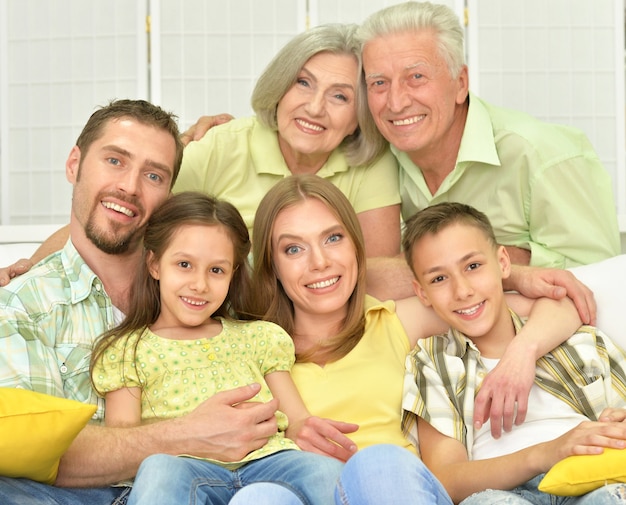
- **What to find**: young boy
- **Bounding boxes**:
[401,202,626,504]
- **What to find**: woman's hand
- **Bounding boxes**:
[180,114,234,145]
[287,416,359,462]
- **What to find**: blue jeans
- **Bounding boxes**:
[334,444,453,505]
[460,474,626,504]
[127,450,343,505]
[0,477,130,505]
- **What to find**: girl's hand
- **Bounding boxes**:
[287,416,359,462]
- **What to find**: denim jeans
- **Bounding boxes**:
[127,450,343,505]
[334,444,454,505]
[0,477,130,505]
[460,474,626,505]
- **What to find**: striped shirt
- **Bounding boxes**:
[0,240,119,422]
[402,309,626,452]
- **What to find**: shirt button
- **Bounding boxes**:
[60,365,68,373]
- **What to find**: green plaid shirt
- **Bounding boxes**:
[402,309,626,453]
[0,240,119,423]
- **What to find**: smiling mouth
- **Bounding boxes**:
[392,115,425,126]
[102,201,135,217]
[454,302,484,316]
[296,118,325,132]
[306,277,339,289]
[181,296,208,306]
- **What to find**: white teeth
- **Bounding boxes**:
[307,277,339,289]
[392,115,424,126]
[455,303,482,315]
[181,297,207,306]
[296,119,324,131]
[103,201,135,217]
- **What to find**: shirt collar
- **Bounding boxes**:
[249,118,349,177]
[61,239,105,305]
[457,92,501,167]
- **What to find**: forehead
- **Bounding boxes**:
[89,118,176,164]
[273,198,342,234]
[301,51,358,84]
[363,30,444,71]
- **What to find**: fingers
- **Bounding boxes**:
[0,259,33,287]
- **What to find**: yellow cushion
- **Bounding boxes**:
[538,448,626,496]
[0,388,96,484]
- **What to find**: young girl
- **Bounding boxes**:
[90,191,342,505]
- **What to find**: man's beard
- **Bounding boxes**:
[84,218,139,254]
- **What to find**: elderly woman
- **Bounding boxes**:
[174,23,400,258]
[230,175,582,504]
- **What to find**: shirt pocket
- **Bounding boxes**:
[56,343,100,409]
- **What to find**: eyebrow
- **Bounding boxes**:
[275,224,345,243]
[102,144,173,176]
[300,66,355,90]
[366,62,427,80]
[422,251,481,276]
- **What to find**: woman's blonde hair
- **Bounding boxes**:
[246,175,367,363]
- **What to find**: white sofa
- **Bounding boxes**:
[1,225,625,348]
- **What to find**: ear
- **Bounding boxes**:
[455,65,470,105]
[497,245,512,280]
[147,251,160,280]
[65,146,81,184]
[412,278,432,308]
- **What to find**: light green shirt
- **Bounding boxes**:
[175,116,401,240]
[395,93,620,268]
[0,240,114,422]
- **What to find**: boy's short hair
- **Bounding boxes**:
[402,202,498,275]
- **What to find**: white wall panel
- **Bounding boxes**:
[0,0,147,225]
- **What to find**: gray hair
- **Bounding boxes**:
[251,23,388,167]
[358,1,466,79]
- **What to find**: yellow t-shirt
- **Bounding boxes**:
[175,116,400,241]
[291,296,415,454]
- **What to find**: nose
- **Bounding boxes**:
[190,272,209,293]
[309,245,330,271]
[452,275,473,300]
[304,90,325,117]
[117,168,141,195]
[387,80,411,113]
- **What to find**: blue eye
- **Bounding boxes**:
[285,245,301,255]
[327,233,343,244]
[107,158,121,166]
[147,173,162,183]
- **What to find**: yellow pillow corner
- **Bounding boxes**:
[0,388,96,484]
[538,448,626,496]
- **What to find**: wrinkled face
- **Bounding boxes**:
[149,224,235,329]
[276,52,359,161]
[411,223,510,341]
[362,30,468,159]
[271,198,358,322]
[66,118,175,254]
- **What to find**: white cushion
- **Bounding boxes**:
[569,255,626,349]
